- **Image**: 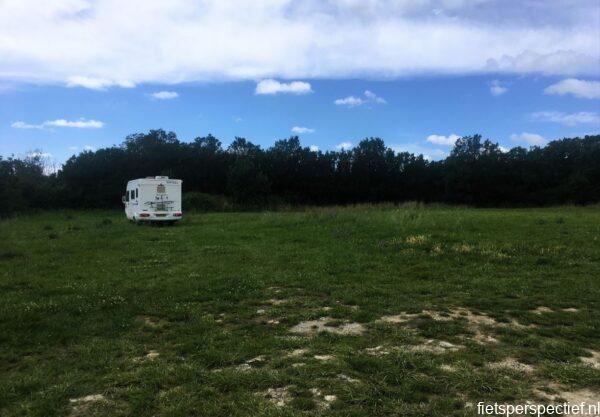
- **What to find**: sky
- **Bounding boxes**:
[1,0,599,165]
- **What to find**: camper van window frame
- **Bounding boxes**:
[125,192,129,202]
[130,190,135,200]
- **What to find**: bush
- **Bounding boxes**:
[183,192,232,212]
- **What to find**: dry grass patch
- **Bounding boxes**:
[266,298,291,306]
[133,349,160,362]
[338,374,360,383]
[487,358,534,373]
[531,306,553,314]
[534,383,600,416]
[289,317,365,336]
[212,355,267,373]
[408,339,463,354]
[379,307,517,345]
[314,354,335,361]
[406,235,428,245]
[286,348,309,358]
[259,387,292,407]
[68,394,106,417]
[309,388,337,410]
[579,349,600,369]
[138,315,169,329]
[364,345,391,356]
[453,243,473,253]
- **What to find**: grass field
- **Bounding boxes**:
[1,205,599,416]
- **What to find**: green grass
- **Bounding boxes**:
[1,205,599,416]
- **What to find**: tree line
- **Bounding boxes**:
[1,130,599,216]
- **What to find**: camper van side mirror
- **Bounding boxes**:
[122,195,126,204]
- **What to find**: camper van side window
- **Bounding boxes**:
[135,188,138,198]
[126,192,129,202]
[130,190,135,200]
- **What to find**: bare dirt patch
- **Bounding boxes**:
[287,348,309,358]
[133,350,160,362]
[365,339,463,356]
[259,387,292,407]
[338,373,360,383]
[471,332,499,344]
[138,315,168,328]
[289,317,365,336]
[365,345,391,356]
[310,388,337,409]
[535,384,600,416]
[408,339,463,354]
[213,355,266,373]
[562,307,579,313]
[314,354,335,361]
[379,307,530,344]
[235,355,266,371]
[531,306,553,314]
[266,298,291,306]
[379,312,418,324]
[68,394,106,417]
[440,364,457,372]
[579,349,600,369]
[487,358,534,373]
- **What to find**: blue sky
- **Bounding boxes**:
[1,1,599,165]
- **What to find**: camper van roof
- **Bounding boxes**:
[128,177,181,185]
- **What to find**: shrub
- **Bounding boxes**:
[183,192,232,212]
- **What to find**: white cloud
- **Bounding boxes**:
[291,126,315,134]
[11,118,104,129]
[544,79,600,99]
[335,90,386,107]
[255,79,312,95]
[2,1,596,88]
[151,90,178,100]
[46,119,104,128]
[234,117,243,123]
[489,80,507,96]
[84,145,96,151]
[426,134,461,146]
[11,121,43,129]
[510,132,547,146]
[309,145,319,152]
[364,90,386,104]
[532,111,600,126]
[335,142,353,150]
[485,50,597,76]
[67,76,135,90]
[334,96,364,107]
[27,151,53,158]
[68,146,78,151]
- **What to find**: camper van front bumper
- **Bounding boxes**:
[137,212,182,221]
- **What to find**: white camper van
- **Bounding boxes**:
[123,176,183,223]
